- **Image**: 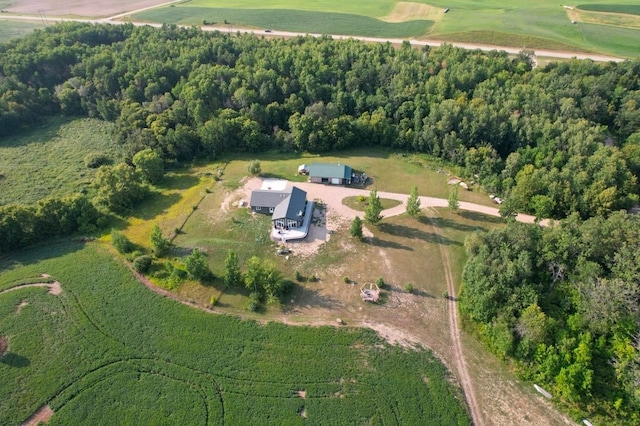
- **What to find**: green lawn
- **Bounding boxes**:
[0,242,470,425]
[131,0,640,57]
[0,117,122,206]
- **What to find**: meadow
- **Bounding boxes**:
[132,0,640,57]
[0,242,470,424]
[0,117,122,206]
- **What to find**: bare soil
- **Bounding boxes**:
[0,335,7,357]
[22,405,53,426]
[4,0,168,17]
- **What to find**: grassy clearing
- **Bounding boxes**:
[342,195,402,211]
[381,2,445,22]
[569,8,640,28]
[0,117,121,206]
[0,20,43,42]
[136,8,433,38]
[0,242,470,424]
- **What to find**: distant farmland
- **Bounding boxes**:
[132,0,640,57]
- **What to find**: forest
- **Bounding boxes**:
[0,22,639,422]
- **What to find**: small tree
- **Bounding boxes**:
[185,248,211,280]
[133,148,164,184]
[150,224,170,257]
[406,185,421,218]
[133,255,152,273]
[350,216,363,239]
[364,189,383,224]
[111,229,133,254]
[224,250,242,287]
[448,184,459,212]
[247,159,261,176]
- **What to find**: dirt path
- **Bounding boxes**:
[431,214,483,425]
[0,281,61,296]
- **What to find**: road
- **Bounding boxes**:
[0,9,625,62]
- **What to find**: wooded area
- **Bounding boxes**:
[461,213,640,421]
[1,23,639,222]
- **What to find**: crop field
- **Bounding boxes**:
[0,117,122,206]
[0,242,470,424]
[0,20,43,42]
[132,0,640,57]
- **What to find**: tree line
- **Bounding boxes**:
[1,22,639,221]
[461,212,640,422]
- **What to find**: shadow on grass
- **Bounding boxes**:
[0,352,30,368]
[159,173,200,191]
[458,210,504,225]
[129,191,182,220]
[0,239,87,271]
[419,216,490,234]
[378,222,461,246]
[282,284,342,312]
[366,236,415,251]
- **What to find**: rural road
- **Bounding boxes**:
[0,9,625,62]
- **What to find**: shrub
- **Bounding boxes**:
[376,277,385,288]
[245,291,262,312]
[133,255,152,273]
[84,152,111,168]
[111,229,132,254]
[247,159,261,175]
[294,270,303,282]
[344,276,350,284]
[209,295,218,307]
[404,282,414,293]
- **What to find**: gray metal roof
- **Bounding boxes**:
[250,188,291,208]
[309,163,352,180]
[272,187,307,221]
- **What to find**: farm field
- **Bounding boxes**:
[0,241,471,425]
[0,117,122,206]
[0,20,43,41]
[131,0,640,57]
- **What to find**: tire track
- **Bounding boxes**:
[430,215,483,426]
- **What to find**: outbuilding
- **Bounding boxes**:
[309,163,352,185]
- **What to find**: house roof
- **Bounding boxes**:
[309,163,352,180]
[250,188,292,208]
[272,187,307,221]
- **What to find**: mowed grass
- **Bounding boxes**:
[0,117,122,206]
[132,0,640,57]
[0,20,44,42]
[0,242,471,425]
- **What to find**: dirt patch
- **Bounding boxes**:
[22,405,53,426]
[4,0,170,18]
[297,390,306,399]
[361,322,421,349]
[47,281,62,296]
[0,335,7,357]
[380,2,444,22]
[16,300,29,314]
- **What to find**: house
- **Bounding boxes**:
[309,163,352,185]
[249,186,308,230]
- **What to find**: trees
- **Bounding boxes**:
[364,189,383,224]
[224,250,242,287]
[111,229,133,254]
[150,224,170,257]
[132,148,164,184]
[350,216,363,239]
[247,159,261,176]
[448,184,459,212]
[244,256,285,306]
[184,248,211,280]
[92,163,148,213]
[406,185,421,218]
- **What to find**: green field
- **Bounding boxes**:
[0,242,470,424]
[0,20,43,42]
[132,0,640,57]
[0,117,122,206]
